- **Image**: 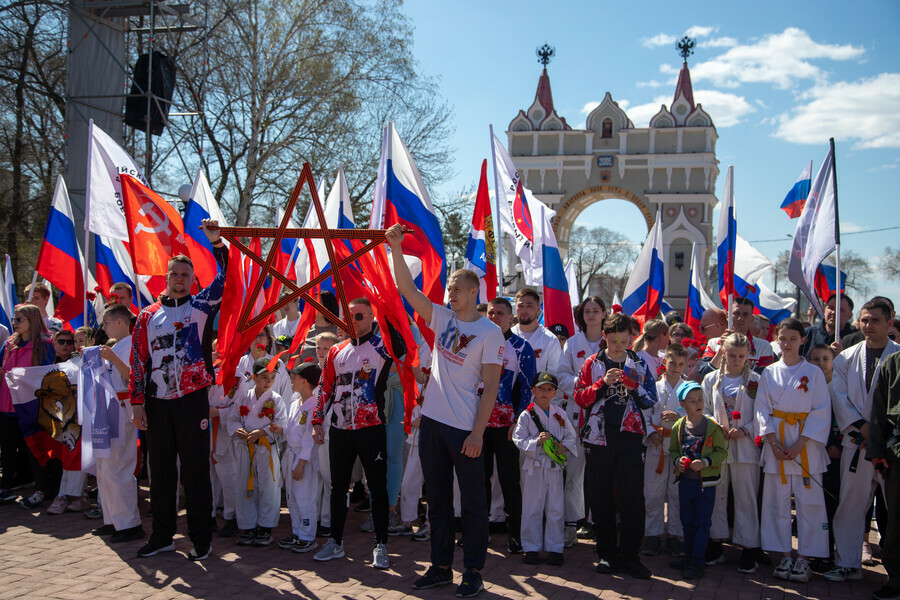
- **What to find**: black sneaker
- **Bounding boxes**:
[219,518,239,538]
[507,536,523,554]
[354,497,371,512]
[641,536,662,556]
[254,528,273,546]
[238,528,258,545]
[546,552,564,566]
[683,562,704,580]
[278,534,300,549]
[669,558,687,571]
[523,551,540,565]
[872,584,900,600]
[705,540,724,565]
[316,524,332,538]
[412,565,453,590]
[755,547,772,566]
[0,489,17,504]
[110,525,145,543]
[618,558,652,580]
[92,524,116,536]
[595,558,614,574]
[187,544,210,561]
[291,539,317,554]
[136,538,176,558]
[737,548,758,574]
[456,568,483,598]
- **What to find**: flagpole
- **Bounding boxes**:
[26,272,38,302]
[489,125,505,297]
[84,120,95,325]
[830,137,841,342]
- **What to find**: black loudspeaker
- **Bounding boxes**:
[124,51,177,136]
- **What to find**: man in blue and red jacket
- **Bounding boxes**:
[130,219,225,561]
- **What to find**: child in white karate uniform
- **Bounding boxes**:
[513,372,578,566]
[279,361,322,554]
[209,340,239,538]
[643,343,688,557]
[702,333,763,573]
[226,357,287,547]
[755,319,830,583]
[314,332,339,537]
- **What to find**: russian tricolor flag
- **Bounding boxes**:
[94,235,153,313]
[535,201,575,337]
[780,162,812,219]
[0,255,16,330]
[464,160,497,304]
[183,169,229,288]
[622,211,665,328]
[684,242,719,335]
[371,123,445,344]
[717,166,737,307]
[814,262,846,303]
[35,176,88,328]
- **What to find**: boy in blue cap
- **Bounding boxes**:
[669,380,728,580]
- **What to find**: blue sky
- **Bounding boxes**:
[402,0,900,301]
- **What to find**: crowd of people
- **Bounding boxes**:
[0,220,897,600]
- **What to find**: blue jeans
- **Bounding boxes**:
[678,476,716,567]
[385,385,405,506]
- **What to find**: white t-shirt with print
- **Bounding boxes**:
[423,303,505,431]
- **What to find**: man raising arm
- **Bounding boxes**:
[386,224,503,598]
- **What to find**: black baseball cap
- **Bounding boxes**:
[548,323,570,339]
[531,371,559,389]
[290,360,322,385]
[252,357,275,375]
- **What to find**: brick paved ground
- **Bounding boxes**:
[0,486,886,600]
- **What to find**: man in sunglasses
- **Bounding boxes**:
[53,330,76,363]
[311,297,403,570]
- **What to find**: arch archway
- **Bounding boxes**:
[553,186,655,257]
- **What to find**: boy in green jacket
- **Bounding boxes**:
[669,381,728,580]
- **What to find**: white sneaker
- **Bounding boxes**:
[823,566,863,582]
[312,538,345,562]
[563,525,577,548]
[789,558,811,583]
[372,543,389,569]
[774,557,794,580]
[863,542,877,566]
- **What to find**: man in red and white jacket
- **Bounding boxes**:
[311,297,402,570]
[130,219,225,561]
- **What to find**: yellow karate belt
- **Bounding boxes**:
[771,409,811,489]
[246,437,275,499]
[654,425,672,474]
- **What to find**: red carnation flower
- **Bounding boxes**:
[174,321,184,331]
[577,350,586,359]
[94,286,103,293]
[256,343,266,352]
[86,292,96,301]
[680,338,691,347]
[238,405,250,417]
[747,381,758,391]
[680,456,692,470]
[656,364,666,376]
[109,293,119,301]
[731,410,741,421]
[611,304,623,314]
[304,356,314,363]
[755,435,763,448]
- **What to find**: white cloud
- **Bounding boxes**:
[775,73,900,149]
[690,28,864,89]
[642,33,676,48]
[685,25,717,38]
[637,79,667,88]
[621,90,753,128]
[581,101,600,115]
[701,36,738,48]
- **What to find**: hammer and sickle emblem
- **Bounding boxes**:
[135,197,171,236]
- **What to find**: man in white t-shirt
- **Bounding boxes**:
[273,291,301,340]
[512,288,563,375]
[386,225,503,599]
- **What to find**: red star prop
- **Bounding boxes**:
[215,162,403,340]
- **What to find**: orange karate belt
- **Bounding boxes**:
[653,425,672,474]
[771,409,811,488]
[246,436,275,499]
